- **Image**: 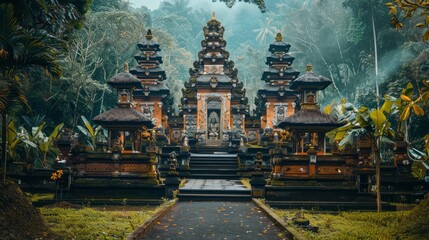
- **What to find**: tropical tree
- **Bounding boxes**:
[331,79,429,212]
[386,0,429,40]
[330,96,398,212]
[395,81,429,176]
[35,123,64,168]
[253,17,277,45]
[77,116,105,150]
[6,0,92,39]
[215,0,266,12]
[0,3,61,180]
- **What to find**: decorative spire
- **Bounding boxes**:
[275,32,283,42]
[306,64,313,72]
[145,29,153,40]
[211,12,216,21]
[124,62,129,72]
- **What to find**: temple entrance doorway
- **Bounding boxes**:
[206,100,222,146]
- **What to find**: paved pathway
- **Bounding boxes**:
[141,179,289,239]
[141,202,289,240]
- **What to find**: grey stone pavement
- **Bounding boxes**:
[140,180,289,240]
[141,202,289,240]
[180,179,249,191]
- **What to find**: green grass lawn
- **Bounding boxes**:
[39,205,163,239]
[273,209,410,240]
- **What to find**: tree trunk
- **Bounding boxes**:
[2,114,7,181]
[374,137,382,212]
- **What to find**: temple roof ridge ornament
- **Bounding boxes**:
[275,31,283,42]
[146,29,153,40]
[207,11,221,28]
[306,63,313,72]
[124,62,129,73]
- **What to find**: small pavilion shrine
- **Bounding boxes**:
[278,64,342,154]
[93,64,154,152]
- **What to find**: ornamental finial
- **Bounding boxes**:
[212,12,216,21]
[306,64,313,72]
[145,29,153,40]
[275,31,283,42]
[124,62,129,72]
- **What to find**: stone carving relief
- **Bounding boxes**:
[222,93,230,129]
[185,115,197,136]
[233,114,243,130]
[200,95,207,130]
[141,104,154,119]
[204,65,224,74]
[272,104,287,126]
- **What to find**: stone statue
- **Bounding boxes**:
[168,151,178,172]
[183,136,189,147]
[208,112,220,140]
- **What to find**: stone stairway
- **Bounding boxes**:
[189,153,239,179]
[177,151,251,201]
[178,179,251,201]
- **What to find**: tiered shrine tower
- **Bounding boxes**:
[255,32,300,131]
[130,29,173,130]
[181,13,248,146]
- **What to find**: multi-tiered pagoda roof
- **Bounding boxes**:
[130,29,173,117]
[130,30,166,81]
[181,12,247,114]
[255,33,300,119]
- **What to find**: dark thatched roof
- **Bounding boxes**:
[278,110,342,131]
[290,67,332,91]
[93,104,153,129]
[107,72,141,88]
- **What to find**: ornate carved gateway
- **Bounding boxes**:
[180,13,247,146]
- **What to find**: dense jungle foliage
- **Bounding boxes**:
[0,0,428,170]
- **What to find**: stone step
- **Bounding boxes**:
[190,164,237,167]
[177,193,251,202]
[190,165,237,169]
[188,174,239,179]
[188,152,239,179]
[179,189,250,195]
[190,157,238,161]
[190,153,238,157]
[190,169,238,174]
[190,158,238,163]
[190,148,238,154]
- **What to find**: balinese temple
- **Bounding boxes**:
[255,32,300,132]
[130,29,173,130]
[180,12,248,146]
[49,14,427,205]
[278,64,343,154]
